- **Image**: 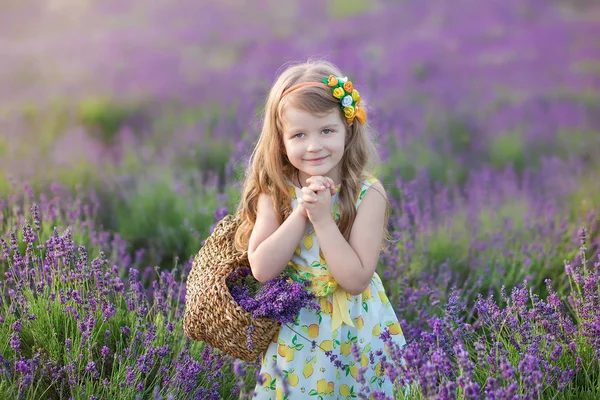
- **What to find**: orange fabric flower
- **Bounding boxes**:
[327,75,338,87]
[343,81,353,93]
[354,107,367,125]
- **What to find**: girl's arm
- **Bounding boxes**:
[312,181,387,295]
[248,193,308,283]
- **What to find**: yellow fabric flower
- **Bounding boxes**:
[344,106,355,119]
[352,89,360,106]
[327,75,338,87]
[332,87,345,99]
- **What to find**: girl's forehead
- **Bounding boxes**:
[281,105,342,128]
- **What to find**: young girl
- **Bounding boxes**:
[234,60,406,398]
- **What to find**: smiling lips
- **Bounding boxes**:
[305,156,328,164]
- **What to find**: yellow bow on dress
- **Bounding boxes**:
[291,263,355,333]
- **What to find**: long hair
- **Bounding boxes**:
[234,59,388,252]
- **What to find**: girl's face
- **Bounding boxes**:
[281,104,347,186]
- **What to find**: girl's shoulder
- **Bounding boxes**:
[356,176,384,207]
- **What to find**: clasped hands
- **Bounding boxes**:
[296,176,337,224]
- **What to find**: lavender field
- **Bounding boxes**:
[1,0,600,398]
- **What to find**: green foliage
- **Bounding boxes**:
[8,100,71,159]
[379,139,467,189]
[328,0,372,18]
[109,172,239,268]
[398,199,583,309]
[179,139,234,186]
[78,97,145,144]
[552,87,600,111]
[446,116,475,155]
[153,103,211,133]
[571,60,600,76]
[0,137,7,158]
[0,249,217,399]
[488,130,526,173]
[0,174,10,198]
[413,62,435,81]
[376,146,416,191]
[426,113,477,156]
[556,128,600,165]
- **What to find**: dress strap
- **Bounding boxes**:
[355,176,379,208]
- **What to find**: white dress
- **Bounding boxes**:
[253,177,407,399]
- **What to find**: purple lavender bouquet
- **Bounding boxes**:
[226,267,318,349]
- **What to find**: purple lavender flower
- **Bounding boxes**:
[229,272,317,349]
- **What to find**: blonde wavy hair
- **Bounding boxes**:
[234,59,389,252]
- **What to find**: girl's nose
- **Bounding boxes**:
[306,138,323,152]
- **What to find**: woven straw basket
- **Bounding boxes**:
[183,214,281,362]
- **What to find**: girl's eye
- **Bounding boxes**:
[294,133,305,138]
[322,129,332,135]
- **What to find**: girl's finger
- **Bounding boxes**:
[308,183,324,192]
[306,176,324,186]
[303,194,317,203]
[306,176,325,191]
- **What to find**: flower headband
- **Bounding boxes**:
[280,75,367,125]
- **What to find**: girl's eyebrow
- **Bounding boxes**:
[285,127,304,134]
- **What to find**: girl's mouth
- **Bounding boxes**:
[305,156,328,164]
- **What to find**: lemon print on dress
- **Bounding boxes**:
[319,298,333,315]
[277,343,296,362]
[285,347,295,362]
[276,387,284,400]
[386,321,403,335]
[332,202,340,220]
[301,323,320,338]
[340,340,353,357]
[319,339,333,352]
[277,343,287,358]
[374,362,384,377]
[349,363,358,379]
[284,369,299,387]
[288,186,296,199]
[261,372,275,389]
[360,353,369,367]
[378,290,389,304]
[354,315,364,330]
[372,323,381,337]
[303,356,316,378]
[262,372,271,383]
[362,286,372,300]
[303,234,313,250]
[319,249,327,266]
[340,384,354,398]
[315,379,334,395]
